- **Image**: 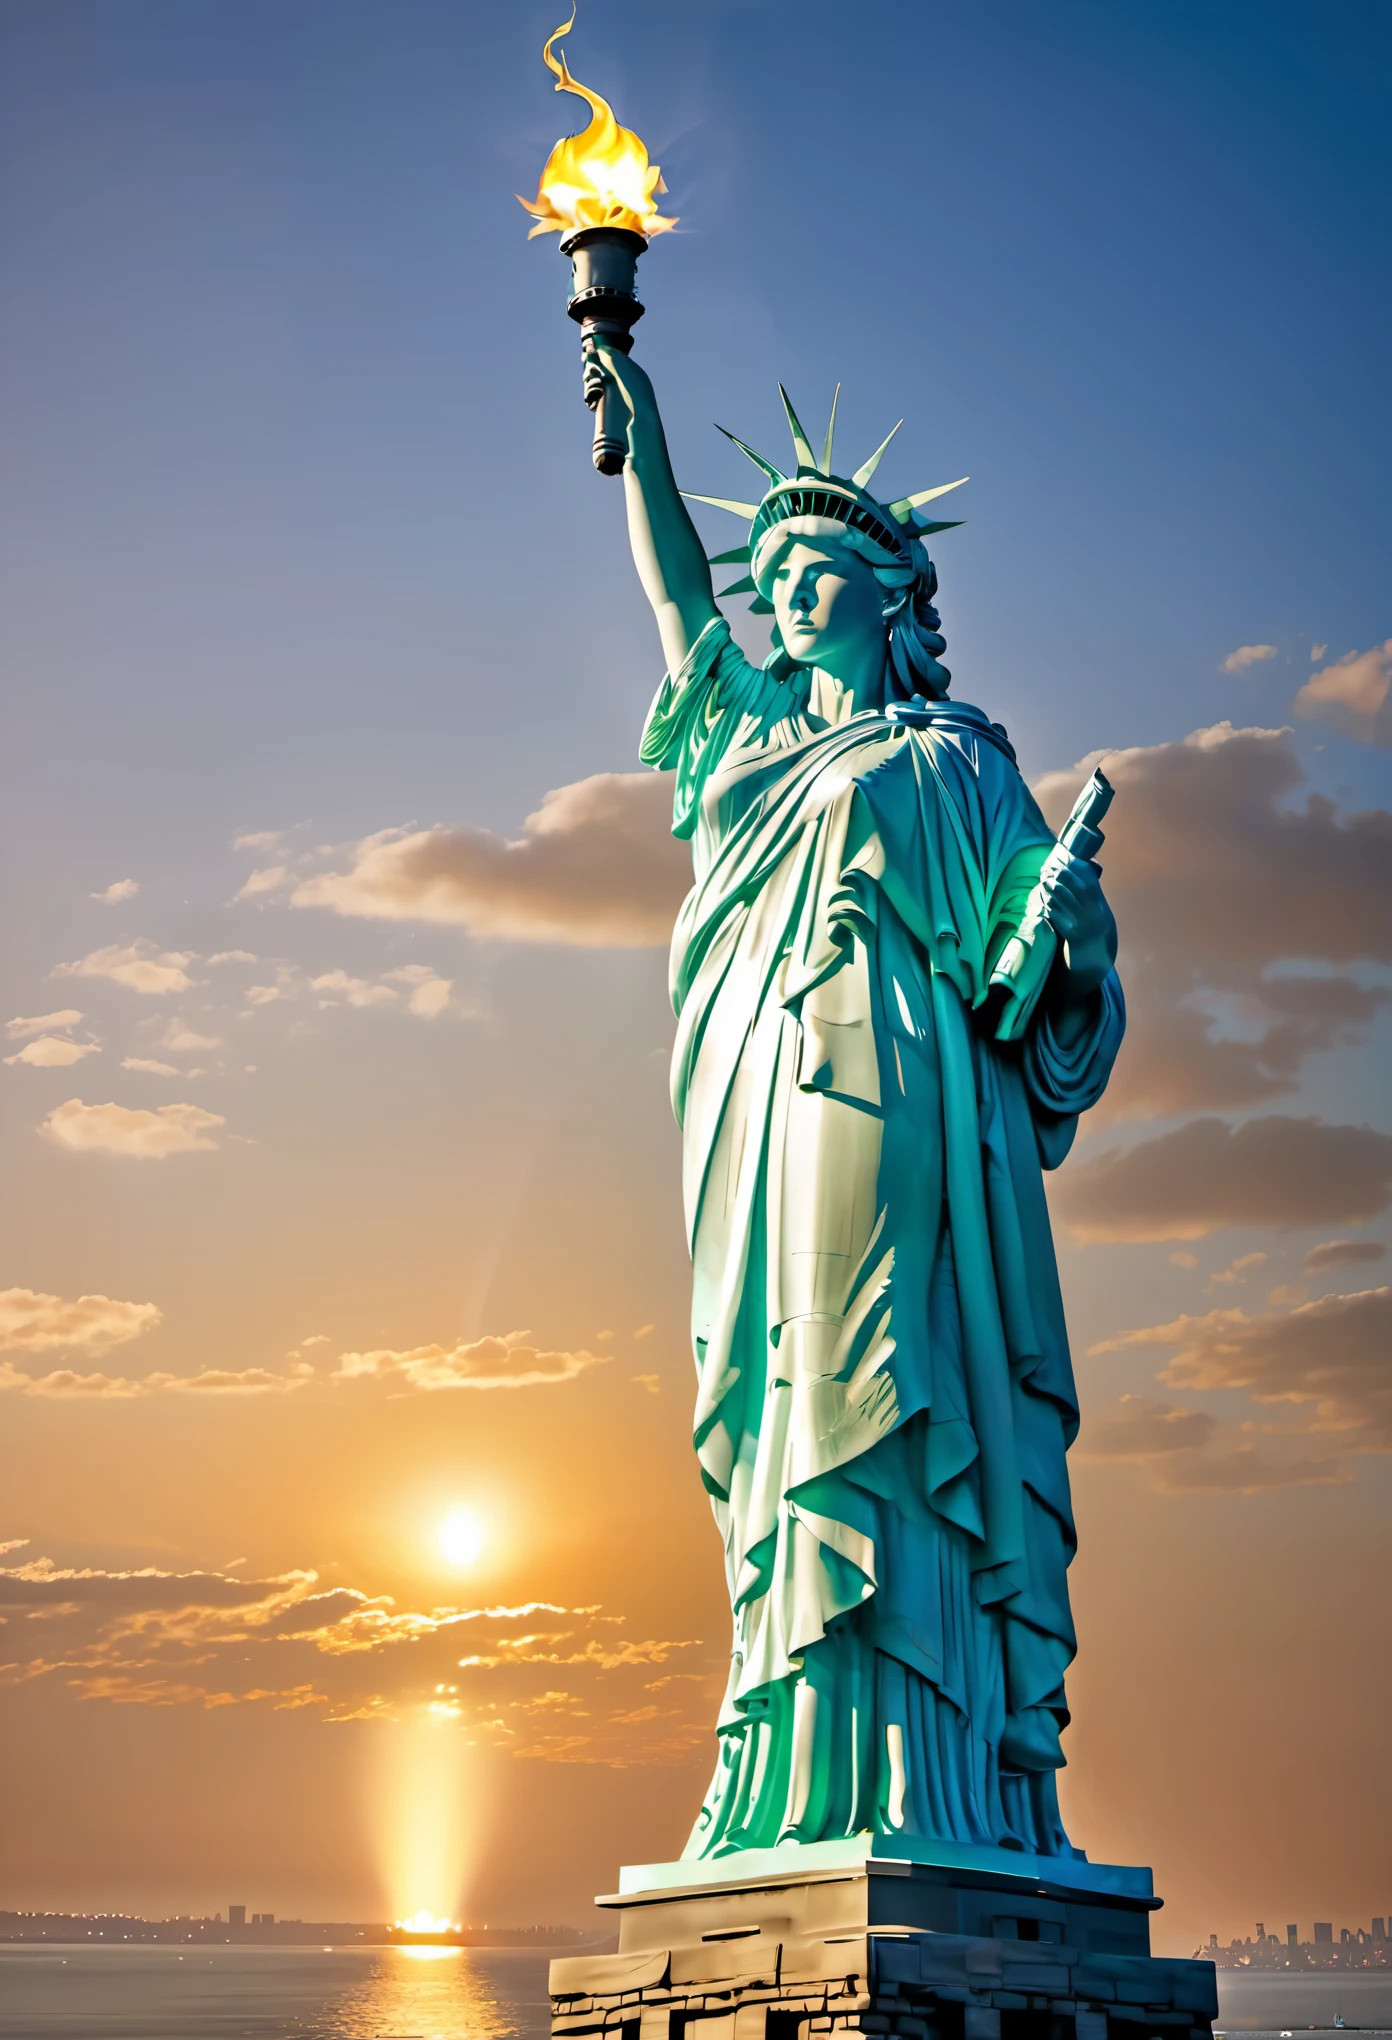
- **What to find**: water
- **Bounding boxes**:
[0,1945,553,2040]
[2,1947,1387,2040]
[1214,1974,1392,2035]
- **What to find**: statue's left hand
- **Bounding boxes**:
[1038,850,1117,996]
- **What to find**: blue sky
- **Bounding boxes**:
[1,0,1389,1949]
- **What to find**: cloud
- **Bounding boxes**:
[68,1676,328,1710]
[1302,1238,1385,1275]
[5,1036,99,1068]
[154,1021,223,1054]
[1293,639,1392,746]
[1206,1252,1268,1290]
[1077,1394,1219,1461]
[0,1360,300,1399]
[1220,644,1279,673]
[233,831,285,854]
[152,1368,304,1396]
[1146,1448,1349,1494]
[333,1332,610,1392]
[1098,1287,1392,1455]
[1033,723,1392,1119]
[290,772,692,948]
[0,1361,148,1398]
[208,950,258,966]
[295,1598,591,1658]
[383,965,453,1018]
[7,1009,83,1041]
[0,1288,161,1355]
[121,1058,181,1077]
[0,1552,711,1762]
[40,1099,226,1159]
[91,880,139,904]
[233,866,294,901]
[1076,1393,1352,1494]
[309,970,398,1009]
[1055,1116,1392,1243]
[52,943,195,996]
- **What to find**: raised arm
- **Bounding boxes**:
[584,338,719,674]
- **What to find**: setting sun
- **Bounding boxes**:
[437,1507,486,1567]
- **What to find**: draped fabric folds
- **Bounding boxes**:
[640,619,1125,1863]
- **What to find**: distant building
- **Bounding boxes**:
[1198,1920,1388,1971]
[228,1907,245,1929]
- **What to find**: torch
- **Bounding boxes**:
[519,15,676,475]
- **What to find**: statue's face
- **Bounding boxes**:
[768,539,884,671]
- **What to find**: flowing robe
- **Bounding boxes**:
[641,619,1124,1862]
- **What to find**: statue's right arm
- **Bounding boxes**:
[585,339,720,675]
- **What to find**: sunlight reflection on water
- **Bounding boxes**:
[319,1945,537,2040]
[0,1944,554,2040]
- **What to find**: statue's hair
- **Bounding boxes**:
[682,384,965,701]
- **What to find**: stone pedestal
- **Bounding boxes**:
[549,1839,1217,2040]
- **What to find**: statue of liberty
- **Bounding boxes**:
[584,345,1125,1866]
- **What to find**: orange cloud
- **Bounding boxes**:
[1034,723,1391,1120]
[0,1288,161,1355]
[40,1098,225,1158]
[0,1551,712,1760]
[6,1009,84,1041]
[289,773,691,947]
[1054,1116,1392,1243]
[332,1332,610,1392]
[1100,1285,1392,1447]
[52,942,195,995]
[1293,638,1392,746]
[5,1035,100,1068]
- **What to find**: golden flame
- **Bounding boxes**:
[519,13,676,241]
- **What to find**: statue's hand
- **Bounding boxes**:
[1038,849,1117,996]
[582,336,657,428]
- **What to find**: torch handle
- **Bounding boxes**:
[587,380,628,477]
[578,315,636,477]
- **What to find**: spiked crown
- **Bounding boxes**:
[683,385,967,617]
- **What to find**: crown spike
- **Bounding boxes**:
[777,386,818,472]
[714,425,785,484]
[717,574,757,597]
[820,383,841,477]
[682,492,761,518]
[707,546,753,566]
[852,420,903,489]
[886,477,969,517]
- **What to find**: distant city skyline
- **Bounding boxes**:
[1201,1921,1389,1969]
[0,1908,588,1947]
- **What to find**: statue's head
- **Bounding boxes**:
[684,387,964,697]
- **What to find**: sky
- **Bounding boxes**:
[1,0,1389,1959]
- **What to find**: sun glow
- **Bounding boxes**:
[370,1709,484,1944]
[396,1910,460,1934]
[438,1507,486,1568]
[519,14,676,240]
